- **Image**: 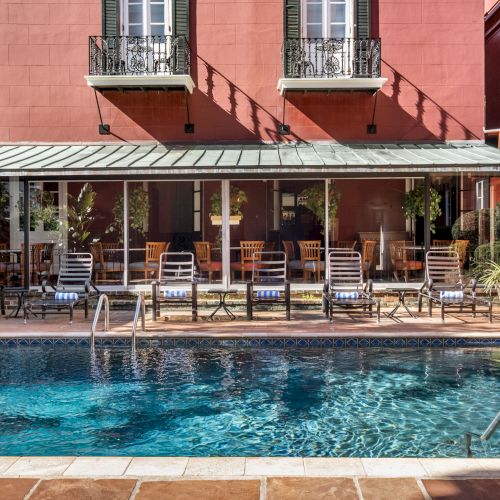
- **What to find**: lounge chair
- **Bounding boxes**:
[246,251,291,320]
[151,252,198,322]
[323,249,380,323]
[418,250,492,322]
[23,253,99,324]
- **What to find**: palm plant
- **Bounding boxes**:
[479,260,500,300]
[67,183,98,251]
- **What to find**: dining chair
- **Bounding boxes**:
[361,240,377,280]
[333,240,356,250]
[298,240,322,282]
[129,242,169,281]
[432,240,452,248]
[194,241,222,283]
[389,240,424,282]
[230,241,265,282]
[282,240,301,279]
[451,239,469,268]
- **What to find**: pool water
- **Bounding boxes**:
[0,347,498,457]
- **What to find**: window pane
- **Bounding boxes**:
[150,4,164,23]
[151,24,165,36]
[307,3,323,24]
[330,23,345,38]
[128,4,142,24]
[330,3,346,23]
[128,24,143,36]
[306,24,323,38]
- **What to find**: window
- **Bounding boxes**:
[123,0,170,36]
[303,0,352,38]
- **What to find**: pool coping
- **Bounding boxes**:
[0,457,498,479]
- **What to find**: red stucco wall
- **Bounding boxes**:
[0,0,485,143]
[486,4,500,130]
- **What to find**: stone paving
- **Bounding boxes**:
[1,309,499,338]
[0,457,499,499]
[1,475,500,499]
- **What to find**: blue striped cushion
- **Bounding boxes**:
[55,292,79,301]
[257,290,280,299]
[335,291,359,300]
[440,291,463,299]
[164,290,187,298]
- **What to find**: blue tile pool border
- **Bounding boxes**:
[0,337,499,348]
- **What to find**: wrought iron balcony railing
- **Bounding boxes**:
[89,35,190,76]
[283,38,381,79]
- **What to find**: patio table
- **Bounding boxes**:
[0,286,34,318]
[207,289,238,321]
[386,287,419,319]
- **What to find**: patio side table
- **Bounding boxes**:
[0,287,32,318]
[207,289,238,321]
[386,287,419,319]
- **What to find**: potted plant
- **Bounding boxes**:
[402,184,442,235]
[67,183,98,251]
[106,185,150,242]
[210,186,247,226]
[299,183,340,239]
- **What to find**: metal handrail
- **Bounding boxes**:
[90,294,109,349]
[131,292,146,351]
[466,411,500,457]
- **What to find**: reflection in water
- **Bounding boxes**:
[0,347,498,457]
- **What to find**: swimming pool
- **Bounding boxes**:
[0,347,498,457]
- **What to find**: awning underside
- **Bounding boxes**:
[0,143,499,178]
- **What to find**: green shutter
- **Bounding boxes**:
[357,0,370,38]
[284,0,301,39]
[102,0,120,37]
[173,0,190,74]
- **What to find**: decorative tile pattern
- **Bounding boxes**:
[0,337,498,348]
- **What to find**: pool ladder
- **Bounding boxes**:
[466,411,500,457]
[90,293,146,351]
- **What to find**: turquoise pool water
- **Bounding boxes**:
[0,347,498,457]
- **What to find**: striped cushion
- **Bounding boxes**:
[439,291,463,299]
[335,291,359,300]
[257,290,280,299]
[164,290,187,298]
[55,292,79,301]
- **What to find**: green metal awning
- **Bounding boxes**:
[0,142,499,179]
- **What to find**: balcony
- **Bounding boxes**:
[85,35,195,93]
[278,38,387,95]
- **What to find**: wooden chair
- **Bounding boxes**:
[452,239,469,268]
[230,241,265,281]
[432,240,452,248]
[129,241,169,281]
[361,240,377,280]
[194,241,221,283]
[298,240,322,282]
[389,240,424,282]
[333,240,356,250]
[282,240,301,278]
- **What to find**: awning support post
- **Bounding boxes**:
[221,180,230,288]
[424,174,431,253]
[324,179,330,281]
[23,179,30,290]
[123,181,129,287]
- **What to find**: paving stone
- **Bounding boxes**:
[0,478,38,500]
[422,479,500,500]
[125,457,188,476]
[135,479,260,500]
[184,457,245,476]
[63,457,132,477]
[266,477,358,500]
[304,458,365,476]
[245,457,305,476]
[29,479,137,500]
[6,457,74,476]
[359,478,425,500]
[361,458,427,477]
